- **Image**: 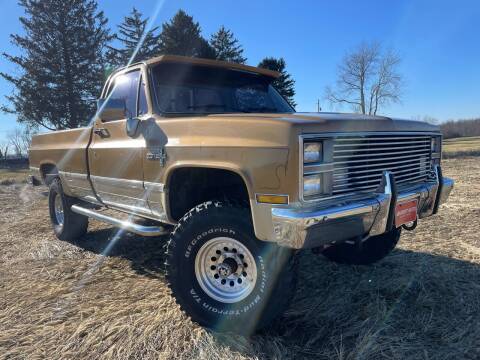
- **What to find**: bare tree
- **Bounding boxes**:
[8,127,34,157]
[20,127,35,156]
[0,141,9,160]
[325,42,402,115]
[8,128,23,156]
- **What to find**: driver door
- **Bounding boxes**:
[88,67,151,217]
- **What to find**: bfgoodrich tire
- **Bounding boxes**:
[165,201,297,334]
[322,228,401,265]
[48,178,88,241]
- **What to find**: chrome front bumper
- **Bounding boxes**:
[270,166,454,249]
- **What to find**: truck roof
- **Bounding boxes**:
[124,55,281,79]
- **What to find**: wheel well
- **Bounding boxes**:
[40,163,58,185]
[168,167,250,221]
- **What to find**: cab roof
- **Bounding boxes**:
[131,55,280,79]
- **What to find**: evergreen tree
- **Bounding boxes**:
[0,0,111,130]
[209,26,246,63]
[158,10,214,59]
[106,7,160,68]
[258,57,296,107]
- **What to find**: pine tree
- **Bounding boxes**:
[158,10,214,59]
[209,26,246,63]
[106,7,160,68]
[258,57,296,107]
[0,0,111,130]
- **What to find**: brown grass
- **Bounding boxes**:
[0,169,29,185]
[443,136,480,158]
[1,158,479,359]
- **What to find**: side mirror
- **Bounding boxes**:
[126,117,141,138]
[97,98,126,122]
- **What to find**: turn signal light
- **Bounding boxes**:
[256,194,289,205]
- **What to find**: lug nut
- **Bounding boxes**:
[210,265,216,270]
[221,279,226,285]
[229,281,235,287]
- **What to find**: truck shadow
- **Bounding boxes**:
[71,228,480,359]
[74,228,170,279]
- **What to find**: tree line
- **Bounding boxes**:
[440,118,480,139]
[0,0,296,131]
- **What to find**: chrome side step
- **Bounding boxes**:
[71,204,169,237]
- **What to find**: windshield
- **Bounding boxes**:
[151,63,294,114]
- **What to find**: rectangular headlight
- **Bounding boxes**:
[304,142,323,163]
[303,174,322,197]
[431,136,442,153]
[431,135,442,165]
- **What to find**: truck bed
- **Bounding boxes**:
[29,126,92,179]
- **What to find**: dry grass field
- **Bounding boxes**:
[1,157,479,360]
[443,136,480,158]
[0,169,29,186]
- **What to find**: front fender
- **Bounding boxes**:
[163,148,290,240]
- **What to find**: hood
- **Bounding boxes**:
[154,111,439,151]
[211,112,439,134]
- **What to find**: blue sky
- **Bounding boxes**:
[1,0,479,141]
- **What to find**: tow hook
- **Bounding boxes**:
[402,219,418,231]
[354,234,371,251]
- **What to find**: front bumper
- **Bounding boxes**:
[270,166,454,249]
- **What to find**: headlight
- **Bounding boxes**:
[301,137,332,200]
[303,142,323,163]
[303,174,322,197]
[431,136,441,153]
[431,135,442,165]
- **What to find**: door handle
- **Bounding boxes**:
[93,127,110,138]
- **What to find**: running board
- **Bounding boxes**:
[71,204,169,237]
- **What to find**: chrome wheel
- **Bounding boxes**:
[54,194,64,226]
[195,237,257,303]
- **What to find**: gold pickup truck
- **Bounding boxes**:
[29,55,453,333]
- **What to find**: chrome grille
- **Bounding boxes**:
[331,134,432,196]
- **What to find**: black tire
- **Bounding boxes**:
[48,178,88,241]
[165,200,297,334]
[322,228,401,265]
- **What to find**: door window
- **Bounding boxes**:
[107,70,140,119]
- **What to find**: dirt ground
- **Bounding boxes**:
[1,158,479,360]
